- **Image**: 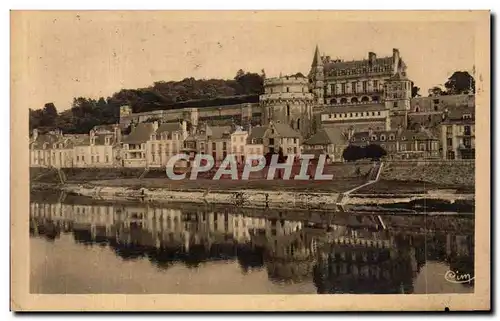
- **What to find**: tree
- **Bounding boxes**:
[342,145,365,162]
[411,81,421,97]
[444,71,475,95]
[428,86,445,97]
[365,144,387,160]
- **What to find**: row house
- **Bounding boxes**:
[244,122,302,160]
[350,126,440,159]
[73,125,122,168]
[230,126,248,164]
[30,129,75,168]
[147,122,188,168]
[183,123,232,163]
[302,127,350,162]
[440,106,475,160]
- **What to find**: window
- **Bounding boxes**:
[286,87,289,93]
[446,138,453,146]
[76,155,79,161]
[433,99,439,104]
[212,142,216,151]
[463,114,472,120]
[96,155,99,162]
[401,136,407,141]
[287,104,290,116]
[105,155,109,163]
[377,111,381,116]
[373,80,379,90]
[371,135,377,141]
[446,125,453,135]
[222,142,227,150]
[464,125,471,135]
[463,137,472,147]
[434,106,439,111]
[380,135,386,141]
[351,82,357,94]
[91,156,94,163]
[355,113,358,117]
[341,83,346,94]
[362,81,368,92]
[400,144,406,151]
[239,146,244,153]
[393,102,398,108]
[297,119,300,130]
[389,134,395,141]
[331,84,335,94]
[334,114,337,118]
[233,146,237,153]
[240,137,244,143]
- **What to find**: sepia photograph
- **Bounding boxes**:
[10,10,490,311]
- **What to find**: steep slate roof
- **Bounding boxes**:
[246,126,267,144]
[156,122,183,134]
[30,133,60,149]
[122,123,156,144]
[206,125,232,140]
[303,128,349,146]
[92,124,118,133]
[272,123,301,138]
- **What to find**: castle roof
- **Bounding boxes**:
[271,122,301,138]
[156,122,183,134]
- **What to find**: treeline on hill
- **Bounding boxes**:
[29,70,265,134]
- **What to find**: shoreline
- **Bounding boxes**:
[31,181,475,214]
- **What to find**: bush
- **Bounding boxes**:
[365,144,387,160]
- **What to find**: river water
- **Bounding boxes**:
[30,193,474,294]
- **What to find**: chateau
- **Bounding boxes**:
[30,46,476,167]
[118,46,417,140]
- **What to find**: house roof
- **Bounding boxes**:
[156,122,183,134]
[206,125,232,140]
[246,126,267,143]
[303,128,349,146]
[272,122,301,138]
[351,128,438,142]
[122,123,156,144]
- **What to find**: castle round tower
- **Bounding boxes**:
[260,74,315,138]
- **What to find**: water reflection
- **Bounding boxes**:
[30,195,474,294]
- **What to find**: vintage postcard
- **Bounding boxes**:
[11,10,490,311]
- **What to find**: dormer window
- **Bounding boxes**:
[59,143,63,148]
[361,137,366,142]
[380,135,386,141]
[371,135,377,141]
[105,137,111,145]
[389,134,395,141]
[463,114,472,119]
[401,136,407,141]
[53,143,56,149]
[90,137,96,145]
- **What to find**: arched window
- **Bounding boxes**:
[330,98,337,104]
[287,104,290,117]
[351,97,359,103]
[361,96,369,102]
[415,106,420,112]
[297,119,300,130]
[340,98,347,104]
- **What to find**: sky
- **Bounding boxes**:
[13,11,476,111]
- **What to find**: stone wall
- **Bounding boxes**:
[381,160,475,186]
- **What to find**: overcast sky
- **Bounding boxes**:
[14,11,476,111]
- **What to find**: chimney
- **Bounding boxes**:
[368,52,376,63]
[392,48,400,74]
[347,127,354,140]
[32,128,38,141]
[114,125,122,143]
[181,120,188,137]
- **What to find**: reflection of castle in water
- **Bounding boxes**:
[29,199,474,293]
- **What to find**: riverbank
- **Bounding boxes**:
[31,180,474,214]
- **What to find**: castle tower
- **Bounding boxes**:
[384,50,412,129]
[309,45,325,106]
[259,74,315,138]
